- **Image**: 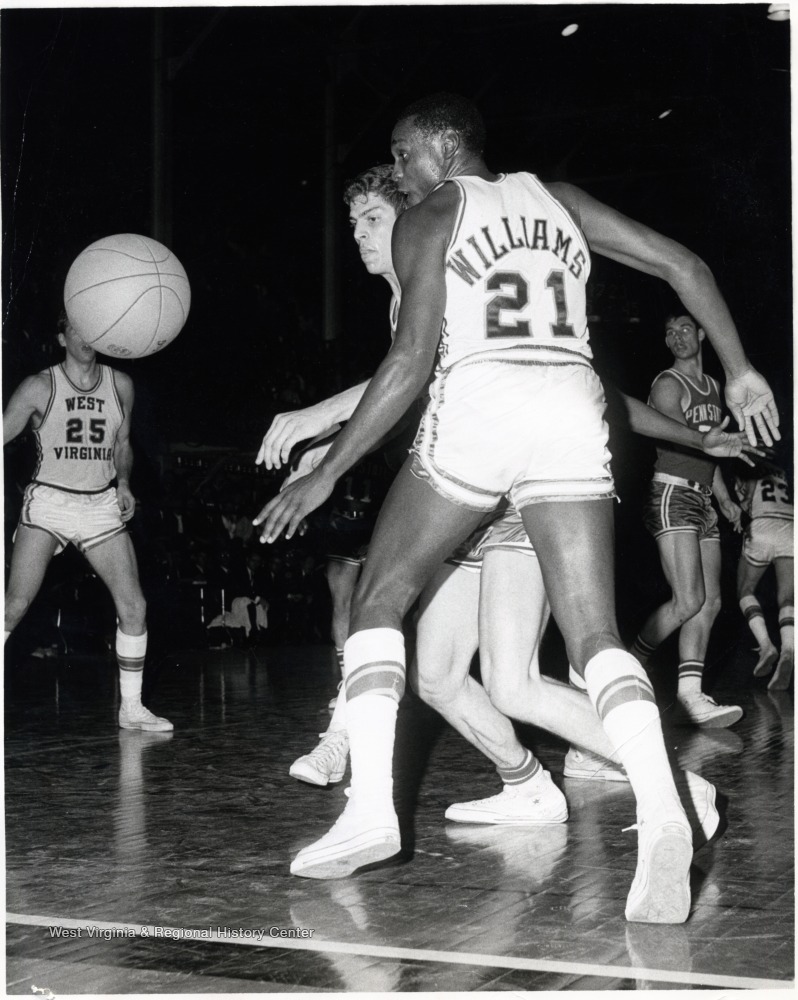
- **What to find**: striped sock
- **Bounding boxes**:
[117,628,147,703]
[335,646,345,677]
[344,628,405,808]
[497,748,542,791]
[740,595,772,649]
[630,633,657,666]
[779,605,794,651]
[585,648,681,818]
[677,660,703,697]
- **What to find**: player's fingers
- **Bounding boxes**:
[718,415,731,431]
[752,411,773,449]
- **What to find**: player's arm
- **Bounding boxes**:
[548,182,779,446]
[713,464,743,532]
[254,190,454,542]
[620,393,761,464]
[256,380,371,470]
[112,372,137,522]
[2,374,49,445]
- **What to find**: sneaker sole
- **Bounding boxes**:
[673,707,743,729]
[444,805,568,825]
[119,720,174,732]
[290,829,400,879]
[288,762,346,787]
[564,764,629,783]
[684,777,720,848]
[754,649,778,678]
[625,827,692,924]
[768,659,794,691]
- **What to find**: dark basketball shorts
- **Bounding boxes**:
[643,473,719,542]
[323,511,375,566]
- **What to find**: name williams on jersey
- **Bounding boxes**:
[446,215,587,286]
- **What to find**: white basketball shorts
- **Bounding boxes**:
[411,356,615,512]
[742,517,794,567]
[18,482,127,555]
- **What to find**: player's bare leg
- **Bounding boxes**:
[631,532,705,663]
[738,557,777,676]
[4,526,61,640]
[476,546,717,842]
[520,499,693,924]
[413,561,566,825]
[84,532,172,732]
[770,556,794,690]
[633,532,740,727]
[290,459,485,879]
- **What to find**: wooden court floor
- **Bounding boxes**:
[4,626,794,994]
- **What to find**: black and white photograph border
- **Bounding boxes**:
[1,0,794,996]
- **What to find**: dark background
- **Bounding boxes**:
[1,3,792,652]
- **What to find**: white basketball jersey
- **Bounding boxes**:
[33,364,124,492]
[440,172,592,369]
[746,470,793,522]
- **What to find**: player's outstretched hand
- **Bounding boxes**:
[719,500,744,534]
[701,417,765,467]
[724,368,780,447]
[254,466,336,543]
[255,406,330,471]
[116,484,136,522]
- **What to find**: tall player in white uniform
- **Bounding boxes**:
[3,313,172,732]
[256,94,778,923]
[735,462,794,690]
[630,313,745,728]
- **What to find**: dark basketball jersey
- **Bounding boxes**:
[32,364,124,493]
[650,369,722,487]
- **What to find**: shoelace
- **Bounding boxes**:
[311,732,348,765]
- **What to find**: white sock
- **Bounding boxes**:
[740,595,773,649]
[779,605,794,652]
[584,648,682,820]
[344,628,405,809]
[677,660,703,698]
[117,629,147,703]
[327,681,347,733]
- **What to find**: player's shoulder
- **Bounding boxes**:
[542,181,586,216]
[395,185,459,242]
[19,369,53,398]
[106,366,133,392]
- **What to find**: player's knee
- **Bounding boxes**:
[4,592,33,629]
[672,586,705,623]
[483,674,519,718]
[413,664,455,709]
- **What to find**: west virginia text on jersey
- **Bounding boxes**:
[33,364,124,493]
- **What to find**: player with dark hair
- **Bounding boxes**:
[735,460,793,690]
[3,313,172,732]
[256,93,778,923]
[630,312,745,727]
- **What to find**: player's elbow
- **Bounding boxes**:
[663,250,716,296]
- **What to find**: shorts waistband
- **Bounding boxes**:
[653,473,712,496]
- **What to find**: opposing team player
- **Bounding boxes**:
[3,312,172,732]
[630,313,745,728]
[256,94,778,923]
[735,460,793,690]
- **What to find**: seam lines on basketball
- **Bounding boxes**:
[86,287,185,347]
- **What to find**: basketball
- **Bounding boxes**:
[63,233,191,358]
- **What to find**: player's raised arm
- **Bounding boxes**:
[549,182,779,446]
[256,379,371,470]
[2,373,49,446]
[620,394,762,465]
